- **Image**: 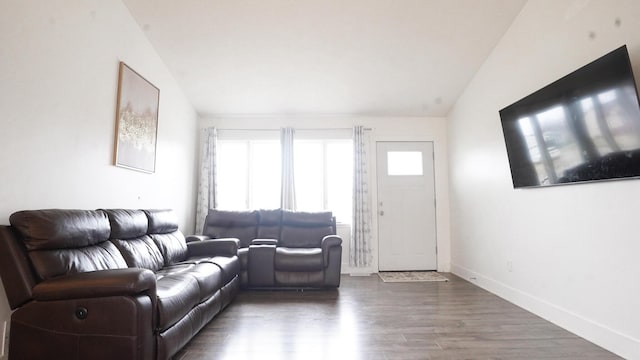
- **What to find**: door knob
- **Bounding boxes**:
[379,210,384,216]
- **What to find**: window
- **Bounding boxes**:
[216,141,248,210]
[217,139,281,210]
[387,151,423,176]
[249,141,281,209]
[295,139,353,223]
[215,130,353,224]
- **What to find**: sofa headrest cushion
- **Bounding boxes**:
[281,210,333,227]
[258,209,282,225]
[10,209,111,251]
[145,209,179,234]
[205,210,258,227]
[104,209,148,239]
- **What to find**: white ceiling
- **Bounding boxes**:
[122,0,527,117]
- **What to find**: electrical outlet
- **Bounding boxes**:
[507,260,513,273]
[1,320,7,357]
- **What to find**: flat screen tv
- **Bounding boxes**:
[499,45,640,188]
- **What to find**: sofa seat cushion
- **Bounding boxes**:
[155,272,200,331]
[173,256,214,266]
[185,263,223,303]
[170,256,240,285]
[156,262,222,301]
[206,256,241,284]
[274,247,323,272]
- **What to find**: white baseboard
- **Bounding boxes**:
[341,264,376,276]
[437,261,450,273]
[451,264,639,360]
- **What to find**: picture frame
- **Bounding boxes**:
[114,61,159,173]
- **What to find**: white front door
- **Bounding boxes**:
[377,142,437,271]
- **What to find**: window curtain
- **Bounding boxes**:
[280,127,296,210]
[351,125,372,267]
[195,127,218,234]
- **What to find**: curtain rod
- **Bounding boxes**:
[215,127,372,131]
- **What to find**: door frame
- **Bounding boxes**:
[375,141,438,271]
[343,133,450,276]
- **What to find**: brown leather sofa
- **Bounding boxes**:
[0,208,240,360]
[197,209,342,289]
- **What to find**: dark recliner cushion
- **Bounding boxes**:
[280,211,334,248]
[111,236,165,271]
[26,243,128,281]
[144,209,179,234]
[203,210,258,248]
[184,262,223,302]
[105,209,165,271]
[257,209,282,239]
[9,210,127,280]
[145,209,188,265]
[152,232,188,266]
[154,272,201,331]
[207,256,241,284]
[275,247,324,271]
[104,209,148,239]
[10,209,112,251]
[156,262,223,304]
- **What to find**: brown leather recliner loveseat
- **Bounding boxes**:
[197,209,342,289]
[0,208,241,360]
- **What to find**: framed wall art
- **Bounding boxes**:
[114,61,159,173]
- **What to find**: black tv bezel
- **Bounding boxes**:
[499,45,640,189]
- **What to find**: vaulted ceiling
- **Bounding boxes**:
[122,0,527,117]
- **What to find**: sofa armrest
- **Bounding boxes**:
[185,235,212,243]
[322,235,342,266]
[322,235,342,250]
[187,238,239,257]
[32,268,156,302]
[251,238,278,246]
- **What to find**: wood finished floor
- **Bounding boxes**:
[175,274,621,360]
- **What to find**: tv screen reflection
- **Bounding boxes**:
[500,46,640,188]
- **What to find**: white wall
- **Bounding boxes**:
[0,1,198,357]
[201,115,451,275]
[448,1,640,359]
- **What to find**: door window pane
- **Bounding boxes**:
[387,151,423,176]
